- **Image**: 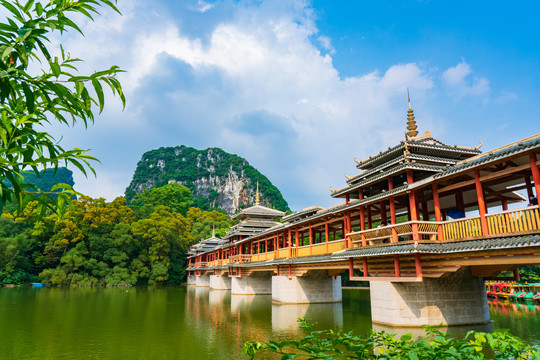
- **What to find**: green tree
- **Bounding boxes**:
[131,183,194,218]
[0,0,125,213]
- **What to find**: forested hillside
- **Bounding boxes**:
[0,184,235,286]
[125,146,289,215]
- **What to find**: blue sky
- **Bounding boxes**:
[42,0,540,211]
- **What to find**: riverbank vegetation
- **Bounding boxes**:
[243,318,540,359]
[0,184,234,286]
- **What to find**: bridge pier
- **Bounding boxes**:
[195,274,210,287]
[187,275,196,285]
[209,274,231,290]
[231,272,272,295]
[370,269,490,327]
[272,270,342,304]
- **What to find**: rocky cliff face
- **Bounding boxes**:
[125,146,289,215]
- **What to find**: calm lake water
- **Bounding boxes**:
[0,286,538,359]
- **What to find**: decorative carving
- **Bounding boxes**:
[344,173,353,180]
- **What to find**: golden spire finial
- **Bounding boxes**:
[255,181,260,206]
[406,88,418,139]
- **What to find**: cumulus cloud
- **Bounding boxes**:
[43,0,442,209]
[442,59,490,99]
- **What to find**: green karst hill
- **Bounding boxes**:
[125,146,289,215]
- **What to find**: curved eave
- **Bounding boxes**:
[332,162,445,198]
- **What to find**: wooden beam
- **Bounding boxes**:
[439,160,540,194]
[349,276,423,282]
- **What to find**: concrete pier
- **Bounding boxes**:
[370,269,490,327]
[187,275,196,285]
[231,272,272,295]
[195,274,210,287]
[271,270,342,304]
[271,302,343,331]
[209,274,231,290]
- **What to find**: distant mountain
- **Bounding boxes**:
[125,146,289,215]
[4,167,75,194]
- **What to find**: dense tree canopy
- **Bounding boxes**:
[0,182,237,286]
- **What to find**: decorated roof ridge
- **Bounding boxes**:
[331,162,446,198]
[231,204,286,220]
[282,206,323,222]
[355,137,482,171]
[454,133,540,167]
[347,155,406,184]
[347,153,461,185]
[432,134,540,180]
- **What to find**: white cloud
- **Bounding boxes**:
[442,59,490,99]
[41,0,451,210]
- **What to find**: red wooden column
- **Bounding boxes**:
[309,222,313,255]
[380,200,387,224]
[346,209,352,248]
[367,205,373,229]
[394,254,401,277]
[502,199,508,211]
[359,189,367,246]
[325,216,329,254]
[349,258,354,278]
[388,177,398,243]
[414,253,423,278]
[407,170,420,240]
[265,235,268,254]
[341,216,348,249]
[362,257,368,277]
[530,152,540,198]
[288,228,292,257]
[295,226,299,249]
[432,183,444,240]
[475,169,489,235]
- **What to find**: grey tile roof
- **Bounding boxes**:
[433,135,540,179]
[331,234,540,258]
[332,162,444,197]
[355,137,480,169]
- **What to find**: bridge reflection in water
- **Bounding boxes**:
[184,286,540,358]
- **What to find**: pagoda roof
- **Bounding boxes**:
[231,204,285,220]
[355,136,481,170]
[332,162,446,198]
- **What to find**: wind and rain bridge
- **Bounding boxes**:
[187,102,540,328]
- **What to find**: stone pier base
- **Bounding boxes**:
[187,275,196,285]
[231,272,272,295]
[209,274,231,290]
[272,271,342,304]
[195,275,209,287]
[370,269,490,327]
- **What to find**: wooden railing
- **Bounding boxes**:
[485,206,539,236]
[442,216,482,240]
[229,255,251,263]
[198,207,540,268]
[348,221,439,244]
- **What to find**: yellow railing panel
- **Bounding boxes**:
[297,246,311,257]
[311,243,327,256]
[327,240,346,253]
[278,249,289,259]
